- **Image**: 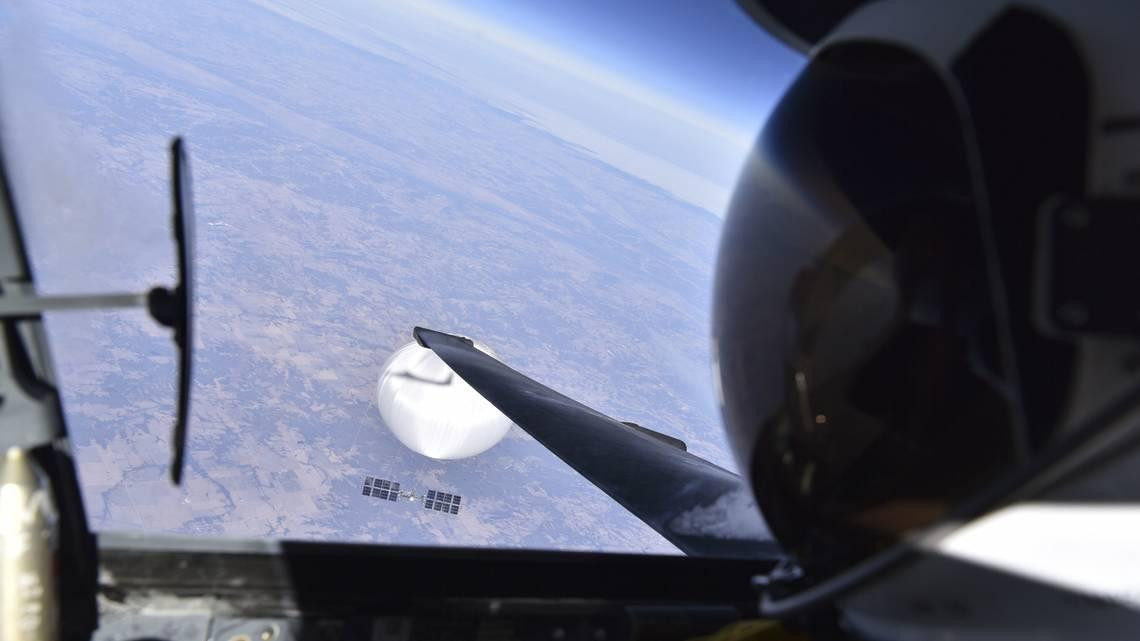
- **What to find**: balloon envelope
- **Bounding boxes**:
[377,340,512,459]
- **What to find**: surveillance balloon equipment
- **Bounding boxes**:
[359,476,463,515]
[377,339,512,460]
[0,137,195,485]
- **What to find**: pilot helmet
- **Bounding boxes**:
[714,0,1140,582]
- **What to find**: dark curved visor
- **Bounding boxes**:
[713,43,1032,572]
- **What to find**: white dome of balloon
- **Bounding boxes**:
[376,340,512,459]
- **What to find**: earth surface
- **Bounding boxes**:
[4,0,757,554]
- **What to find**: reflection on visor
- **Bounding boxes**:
[716,43,1020,573]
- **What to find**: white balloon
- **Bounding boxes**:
[376,340,512,459]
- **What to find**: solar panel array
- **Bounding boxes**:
[362,476,400,502]
[424,489,461,515]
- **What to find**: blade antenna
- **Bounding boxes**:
[146,137,195,485]
[0,136,196,485]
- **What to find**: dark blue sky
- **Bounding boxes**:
[445,0,804,136]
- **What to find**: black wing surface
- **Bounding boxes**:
[413,327,779,558]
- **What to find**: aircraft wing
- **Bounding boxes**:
[413,327,779,558]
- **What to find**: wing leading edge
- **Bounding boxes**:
[413,327,779,558]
